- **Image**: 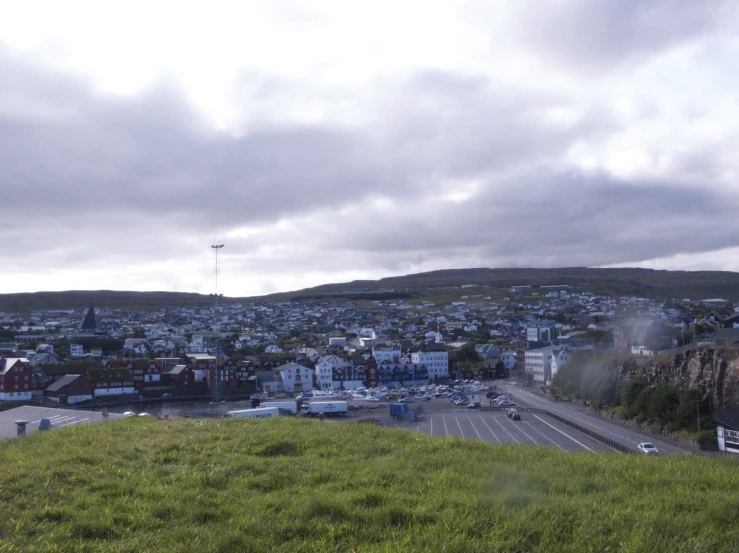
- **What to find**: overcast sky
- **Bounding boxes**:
[1,0,738,297]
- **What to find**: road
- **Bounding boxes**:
[501,383,691,454]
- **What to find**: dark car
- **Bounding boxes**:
[510,413,521,421]
[486,391,500,399]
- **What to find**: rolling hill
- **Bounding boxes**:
[1,267,738,313]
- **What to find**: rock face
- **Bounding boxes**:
[643,348,739,409]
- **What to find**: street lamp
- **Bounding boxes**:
[210,244,224,404]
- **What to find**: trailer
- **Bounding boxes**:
[261,400,299,415]
[226,407,279,419]
[301,401,348,416]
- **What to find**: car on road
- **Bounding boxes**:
[637,442,659,455]
[466,402,481,409]
[364,397,380,402]
[497,401,516,407]
[506,408,518,419]
[509,412,521,420]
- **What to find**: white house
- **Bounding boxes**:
[276,363,314,393]
[500,350,517,371]
[70,344,84,358]
[410,350,449,379]
[315,355,352,390]
[372,342,401,365]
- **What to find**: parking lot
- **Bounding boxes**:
[400,409,618,453]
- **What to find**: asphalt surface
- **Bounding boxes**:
[508,385,692,454]
[0,405,124,440]
[384,382,692,455]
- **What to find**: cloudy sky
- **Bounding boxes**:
[1,0,738,297]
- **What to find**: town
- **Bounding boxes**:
[0,283,734,406]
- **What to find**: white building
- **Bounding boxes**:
[276,363,314,394]
[372,342,401,365]
[314,355,352,390]
[410,350,449,380]
[550,347,572,380]
[500,350,517,371]
[70,344,84,358]
[525,346,555,386]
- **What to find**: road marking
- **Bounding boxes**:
[455,417,465,438]
[492,415,520,444]
[478,417,501,443]
[59,418,90,427]
[507,417,538,445]
[522,420,568,452]
[467,417,482,439]
[430,416,433,437]
[443,417,449,437]
[533,415,594,452]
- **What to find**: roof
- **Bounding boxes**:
[85,368,134,383]
[1,358,30,375]
[275,362,308,372]
[45,374,84,392]
[80,306,99,330]
[165,364,188,375]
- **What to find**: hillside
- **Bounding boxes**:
[1,417,738,552]
[1,267,739,312]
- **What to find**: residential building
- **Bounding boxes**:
[0,358,33,401]
[275,363,314,394]
[410,350,449,380]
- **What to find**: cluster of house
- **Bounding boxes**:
[0,339,453,404]
[2,283,736,401]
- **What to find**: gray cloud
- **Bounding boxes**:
[1,28,737,294]
[506,0,733,73]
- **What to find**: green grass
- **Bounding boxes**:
[1,418,738,552]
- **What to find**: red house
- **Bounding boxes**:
[0,358,34,401]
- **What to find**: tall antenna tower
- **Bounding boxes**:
[210,244,224,404]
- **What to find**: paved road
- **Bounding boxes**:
[501,384,691,455]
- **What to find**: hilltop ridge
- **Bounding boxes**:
[1,267,738,312]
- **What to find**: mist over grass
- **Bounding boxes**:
[1,417,738,552]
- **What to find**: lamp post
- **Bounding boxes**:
[210,244,224,404]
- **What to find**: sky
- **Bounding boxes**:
[1,0,738,297]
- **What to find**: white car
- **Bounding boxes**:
[637,442,659,455]
[364,397,380,402]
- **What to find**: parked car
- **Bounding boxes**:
[466,402,481,409]
[497,401,515,407]
[637,442,659,455]
[506,408,518,419]
[510,413,521,421]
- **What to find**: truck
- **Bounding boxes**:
[301,401,348,416]
[261,400,299,415]
[226,407,279,419]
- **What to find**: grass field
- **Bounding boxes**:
[1,417,738,552]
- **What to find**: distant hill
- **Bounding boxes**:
[1,267,738,313]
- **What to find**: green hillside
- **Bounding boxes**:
[1,417,738,552]
[2,267,738,313]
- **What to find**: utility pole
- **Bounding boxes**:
[211,244,224,404]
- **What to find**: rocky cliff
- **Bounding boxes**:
[642,347,739,409]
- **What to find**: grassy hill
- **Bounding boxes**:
[1,417,738,552]
[1,267,739,313]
